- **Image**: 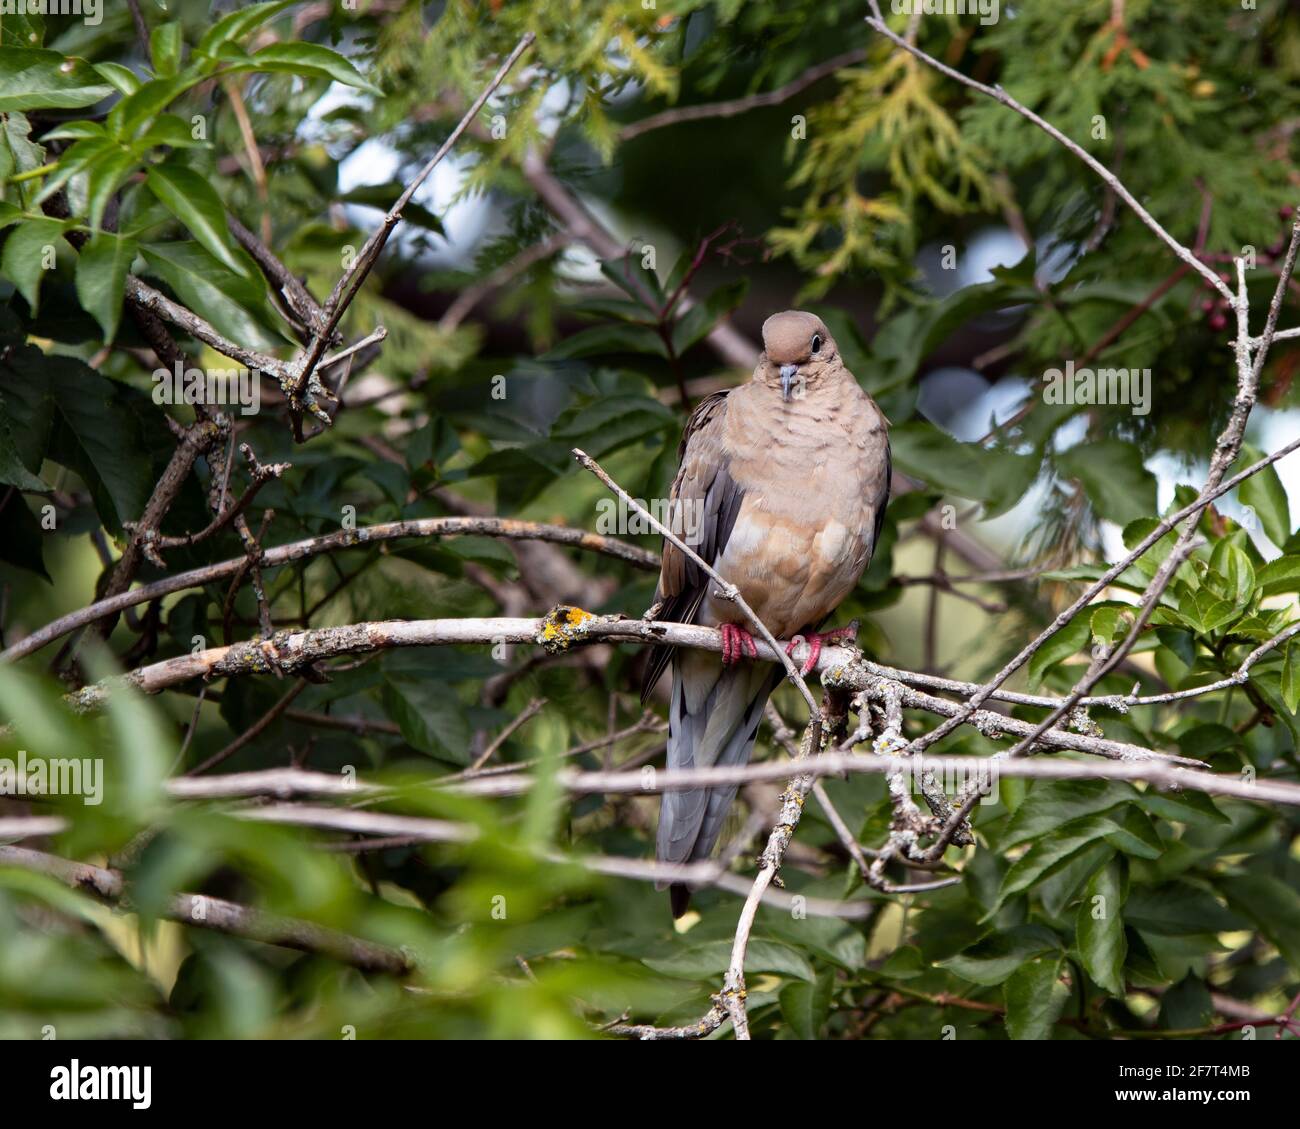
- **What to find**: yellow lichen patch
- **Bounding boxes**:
[536,605,596,653]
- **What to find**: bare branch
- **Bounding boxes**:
[2,516,658,663]
[620,48,869,142]
[125,278,293,379]
[50,613,1250,770]
[0,845,410,974]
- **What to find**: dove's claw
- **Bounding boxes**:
[720,624,759,664]
[787,625,858,677]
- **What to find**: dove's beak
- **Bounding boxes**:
[779,364,798,401]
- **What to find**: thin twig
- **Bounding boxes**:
[185,679,309,776]
[467,696,546,772]
[620,47,869,142]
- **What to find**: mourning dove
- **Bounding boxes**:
[642,310,891,917]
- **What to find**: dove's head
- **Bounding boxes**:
[759,310,839,402]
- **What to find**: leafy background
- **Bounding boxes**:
[0,0,1298,1039]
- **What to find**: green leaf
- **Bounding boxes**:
[1158,974,1214,1030]
[1238,443,1291,546]
[1121,515,1181,578]
[195,0,297,57]
[671,279,748,355]
[145,160,247,277]
[1257,555,1300,596]
[135,114,212,151]
[889,422,1038,517]
[240,43,382,95]
[549,395,675,461]
[1,216,66,312]
[84,146,137,233]
[29,136,112,209]
[1282,641,1300,715]
[871,277,1038,392]
[1222,874,1300,974]
[544,322,666,360]
[0,351,163,533]
[108,74,201,141]
[1057,439,1158,526]
[0,109,46,191]
[139,242,287,351]
[1247,668,1300,745]
[0,488,48,579]
[1026,614,1091,688]
[93,61,140,96]
[1100,805,1163,860]
[39,121,105,142]
[1003,779,1137,848]
[1038,842,1116,918]
[600,252,662,306]
[644,939,814,983]
[1076,858,1127,995]
[1090,605,1125,646]
[1003,956,1069,1040]
[0,390,45,491]
[0,9,43,49]
[994,814,1124,911]
[779,972,834,1038]
[150,22,184,78]
[0,48,114,111]
[1125,883,1242,936]
[1138,788,1229,827]
[381,677,471,764]
[940,924,1062,986]
[74,233,136,342]
[1207,540,1255,608]
[339,183,443,233]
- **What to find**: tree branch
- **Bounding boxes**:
[619,47,869,142]
[2,517,658,663]
[0,845,410,975]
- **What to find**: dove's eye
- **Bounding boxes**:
[811,334,822,355]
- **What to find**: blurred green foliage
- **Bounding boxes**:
[0,0,1297,1040]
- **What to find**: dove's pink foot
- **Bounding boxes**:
[786,625,858,677]
[720,623,759,664]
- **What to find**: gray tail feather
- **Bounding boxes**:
[655,654,778,915]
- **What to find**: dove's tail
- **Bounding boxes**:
[656,648,780,918]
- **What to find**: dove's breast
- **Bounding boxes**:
[702,377,889,638]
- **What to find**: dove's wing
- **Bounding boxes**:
[640,390,745,701]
